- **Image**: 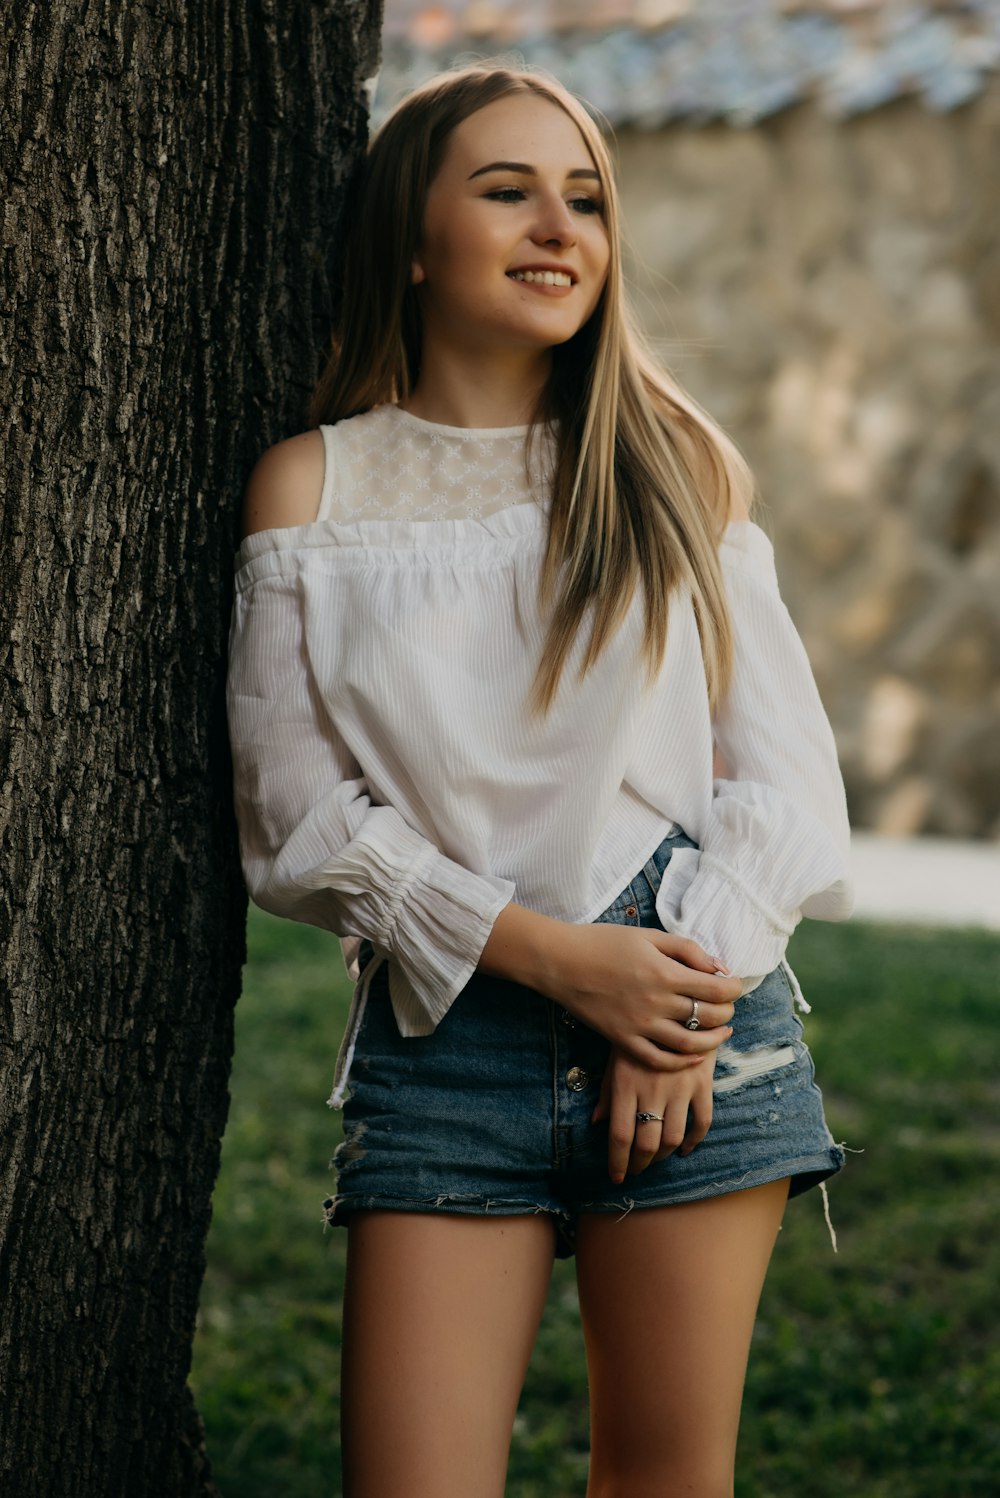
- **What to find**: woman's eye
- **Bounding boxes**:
[485,187,526,203]
[569,196,602,215]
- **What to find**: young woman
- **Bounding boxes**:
[228,64,853,1498]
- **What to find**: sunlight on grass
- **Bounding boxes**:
[192,912,1000,1497]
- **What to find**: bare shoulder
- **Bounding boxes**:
[241,429,326,538]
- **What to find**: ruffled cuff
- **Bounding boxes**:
[654,842,795,990]
[382,842,515,1035]
[653,780,853,983]
[261,807,514,1033]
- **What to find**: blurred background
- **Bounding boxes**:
[378,0,1000,844]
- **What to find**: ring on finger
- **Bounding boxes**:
[635,1110,664,1125]
[685,999,701,1032]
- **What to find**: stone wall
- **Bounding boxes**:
[617,84,1000,838]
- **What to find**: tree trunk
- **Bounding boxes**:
[0,3,382,1493]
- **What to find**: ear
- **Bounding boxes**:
[410,256,426,286]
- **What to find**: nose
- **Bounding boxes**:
[530,190,578,248]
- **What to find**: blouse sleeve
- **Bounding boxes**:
[654,521,854,987]
[226,566,515,1035]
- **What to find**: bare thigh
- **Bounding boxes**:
[340,1211,556,1498]
[576,1178,790,1498]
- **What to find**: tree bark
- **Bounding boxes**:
[0,3,382,1493]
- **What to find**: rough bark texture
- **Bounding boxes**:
[0,3,382,1494]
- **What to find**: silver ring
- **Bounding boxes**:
[685,999,701,1032]
[635,1111,664,1125]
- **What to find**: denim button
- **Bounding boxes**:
[566,1066,589,1091]
[624,904,638,919]
[561,1009,576,1028]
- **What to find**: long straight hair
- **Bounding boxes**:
[310,65,755,712]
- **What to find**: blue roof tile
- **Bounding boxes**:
[375,0,1000,125]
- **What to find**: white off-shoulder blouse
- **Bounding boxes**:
[227,405,854,1105]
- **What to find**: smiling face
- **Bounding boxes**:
[411,92,611,362]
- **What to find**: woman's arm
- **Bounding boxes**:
[480,903,740,1068]
[230,437,515,1035]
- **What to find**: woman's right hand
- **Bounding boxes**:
[540,922,740,1068]
[479,904,740,1070]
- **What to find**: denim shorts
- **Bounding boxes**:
[325,829,844,1257]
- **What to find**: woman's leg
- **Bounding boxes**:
[576,1179,790,1498]
[340,1211,556,1498]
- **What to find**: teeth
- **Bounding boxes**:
[509,270,573,286]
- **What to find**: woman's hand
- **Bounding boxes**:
[541,923,739,1069]
[479,904,740,1069]
[592,1045,718,1183]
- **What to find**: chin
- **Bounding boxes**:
[503,314,586,347]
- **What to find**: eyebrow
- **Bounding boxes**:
[467,160,601,183]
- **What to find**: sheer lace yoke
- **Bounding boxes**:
[317,404,555,525]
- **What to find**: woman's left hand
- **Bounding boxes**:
[592,1045,718,1184]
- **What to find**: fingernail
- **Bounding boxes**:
[713,962,730,975]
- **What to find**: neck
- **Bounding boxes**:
[401,345,551,429]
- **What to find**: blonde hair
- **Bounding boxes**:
[311,64,756,711]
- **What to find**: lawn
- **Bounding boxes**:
[191,911,1000,1497]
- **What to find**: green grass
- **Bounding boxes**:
[191,913,1000,1496]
